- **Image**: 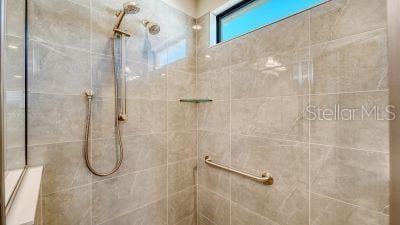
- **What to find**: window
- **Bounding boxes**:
[215,0,325,43]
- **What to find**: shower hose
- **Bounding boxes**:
[84,34,124,177]
[83,88,124,176]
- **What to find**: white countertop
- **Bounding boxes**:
[6,166,43,225]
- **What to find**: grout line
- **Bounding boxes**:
[89,0,93,224]
[310,191,389,217]
[43,164,168,196]
[197,131,389,154]
[167,157,197,167]
[66,0,90,9]
[167,185,197,198]
[27,37,91,54]
[309,89,389,96]
[171,213,196,225]
[230,201,278,225]
[195,16,200,225]
[228,89,390,101]
[28,92,87,97]
[309,142,389,154]
[40,177,43,225]
[28,130,198,149]
[27,132,171,148]
[199,25,387,73]
[27,88,390,99]
[95,197,168,225]
[27,39,194,76]
[308,27,388,49]
[199,183,308,207]
[28,90,171,101]
[166,29,170,225]
[308,10,312,225]
[198,185,231,204]
[198,214,218,225]
[43,183,93,197]
[227,188,311,225]
[228,39,233,225]
[197,26,388,74]
[4,33,25,39]
[162,156,193,166]
[199,130,310,144]
[28,38,91,54]
[90,165,167,185]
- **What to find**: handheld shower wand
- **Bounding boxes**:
[114,1,140,36]
[83,1,141,177]
[84,2,161,177]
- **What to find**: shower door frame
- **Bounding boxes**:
[0,0,29,223]
[0,0,6,223]
[389,0,400,224]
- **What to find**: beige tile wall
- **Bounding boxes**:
[195,0,389,225]
[27,0,197,224]
[24,0,390,224]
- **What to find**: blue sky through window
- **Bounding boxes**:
[220,0,325,42]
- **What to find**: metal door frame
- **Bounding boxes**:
[0,0,7,223]
[388,0,400,224]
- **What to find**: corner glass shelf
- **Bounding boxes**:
[180,99,213,103]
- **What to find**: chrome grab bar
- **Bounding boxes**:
[204,156,274,185]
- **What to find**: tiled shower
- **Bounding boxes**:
[26,0,197,224]
[1,0,391,224]
[195,0,389,224]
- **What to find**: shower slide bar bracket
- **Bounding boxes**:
[114,28,132,37]
[205,156,274,185]
[114,28,133,37]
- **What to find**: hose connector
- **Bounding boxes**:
[85,90,94,100]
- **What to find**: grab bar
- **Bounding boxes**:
[204,156,274,185]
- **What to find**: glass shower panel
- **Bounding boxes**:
[3,0,27,207]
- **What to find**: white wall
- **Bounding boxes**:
[196,0,230,17]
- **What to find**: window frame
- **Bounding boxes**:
[216,0,256,43]
[213,0,328,45]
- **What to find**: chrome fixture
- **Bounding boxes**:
[205,156,274,185]
[84,89,124,176]
[83,1,143,177]
[142,20,160,35]
[84,1,161,176]
[113,1,140,36]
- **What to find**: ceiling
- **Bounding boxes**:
[161,0,230,18]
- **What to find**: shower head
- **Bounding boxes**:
[123,1,140,14]
[142,20,160,35]
[114,1,140,33]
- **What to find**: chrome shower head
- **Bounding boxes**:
[114,2,140,32]
[123,1,140,14]
[142,20,160,35]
